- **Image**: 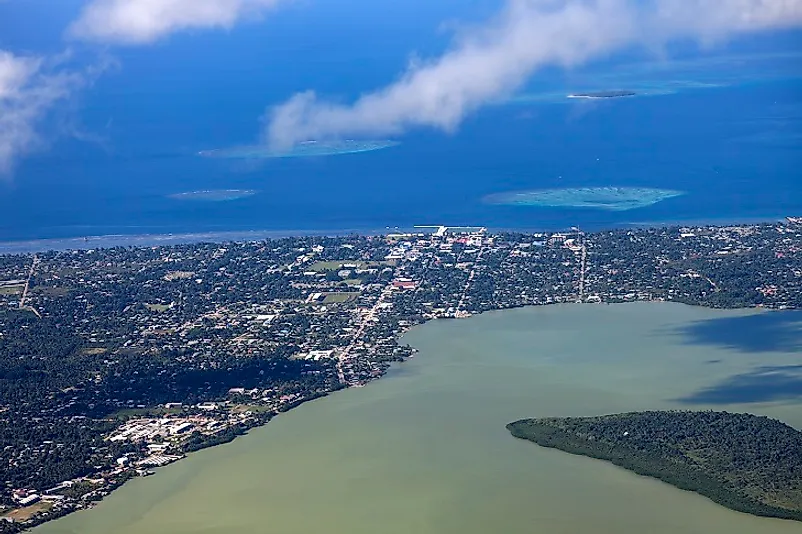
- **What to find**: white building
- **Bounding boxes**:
[17,494,40,506]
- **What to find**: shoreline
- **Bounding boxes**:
[21,302,801,532]
[5,220,801,531]
[0,214,791,254]
[18,302,798,532]
[0,228,395,255]
[507,413,802,522]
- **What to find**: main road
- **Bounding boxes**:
[336,282,395,385]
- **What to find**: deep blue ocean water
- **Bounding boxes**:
[1,2,800,246]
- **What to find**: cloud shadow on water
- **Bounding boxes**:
[676,365,802,405]
[675,311,802,354]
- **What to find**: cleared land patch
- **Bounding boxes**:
[81,347,108,356]
[3,501,52,522]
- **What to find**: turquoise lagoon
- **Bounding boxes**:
[484,187,685,211]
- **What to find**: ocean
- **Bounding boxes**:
[1,3,800,245]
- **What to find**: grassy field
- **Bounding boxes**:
[309,260,367,272]
[2,501,52,522]
[0,284,24,295]
[322,292,360,304]
[34,286,71,297]
[145,303,171,313]
[81,347,108,355]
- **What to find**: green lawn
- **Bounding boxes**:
[322,292,360,304]
[309,260,366,272]
[0,284,24,295]
[34,286,71,297]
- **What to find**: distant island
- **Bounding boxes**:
[568,90,637,99]
[507,411,802,521]
[167,190,258,202]
[198,139,400,159]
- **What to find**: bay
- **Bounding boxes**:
[35,302,802,534]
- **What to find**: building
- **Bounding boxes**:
[170,422,194,435]
[17,494,41,507]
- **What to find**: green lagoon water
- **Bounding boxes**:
[36,303,802,534]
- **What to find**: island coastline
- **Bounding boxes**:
[567,90,637,99]
[507,412,802,521]
[0,213,792,255]
[2,219,801,531]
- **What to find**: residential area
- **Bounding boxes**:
[1,219,800,530]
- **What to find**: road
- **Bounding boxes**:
[578,243,587,302]
[336,282,395,385]
[19,255,41,317]
[455,242,486,316]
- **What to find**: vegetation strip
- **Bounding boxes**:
[507,411,802,521]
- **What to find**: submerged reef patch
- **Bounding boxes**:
[198,140,400,159]
[484,187,685,211]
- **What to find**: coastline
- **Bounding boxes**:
[0,214,791,254]
[19,307,799,531]
[24,302,802,533]
[507,414,802,522]
[4,220,801,531]
[624,215,788,229]
[0,228,394,255]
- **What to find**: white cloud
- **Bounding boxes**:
[654,0,802,35]
[0,51,100,175]
[265,0,802,148]
[70,0,286,45]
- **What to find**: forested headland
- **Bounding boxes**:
[507,411,802,521]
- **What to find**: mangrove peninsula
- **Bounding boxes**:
[0,219,801,531]
[507,411,802,522]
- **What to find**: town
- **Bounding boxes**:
[0,219,800,531]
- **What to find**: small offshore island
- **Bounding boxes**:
[507,411,802,521]
[198,139,400,159]
[167,189,258,202]
[568,90,637,99]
